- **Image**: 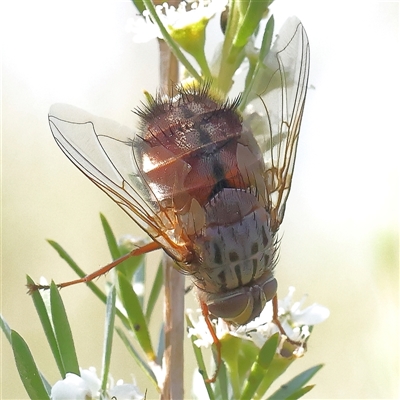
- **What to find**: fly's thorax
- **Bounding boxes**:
[196,271,277,325]
[191,188,277,295]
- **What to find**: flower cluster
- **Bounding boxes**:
[126,0,227,43]
[51,367,144,400]
[188,287,329,354]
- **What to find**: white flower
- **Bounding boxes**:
[278,286,330,328]
[79,368,101,396]
[187,308,232,348]
[51,373,92,400]
[109,379,145,400]
[51,367,144,400]
[126,0,227,43]
[51,368,100,400]
[187,287,330,350]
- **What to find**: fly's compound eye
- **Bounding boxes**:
[261,277,278,304]
[205,276,278,325]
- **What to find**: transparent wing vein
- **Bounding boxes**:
[247,17,310,230]
[48,105,180,251]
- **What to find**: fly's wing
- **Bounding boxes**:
[49,104,190,262]
[245,17,310,231]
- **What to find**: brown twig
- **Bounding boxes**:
[157,38,184,400]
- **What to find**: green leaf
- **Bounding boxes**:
[114,232,148,295]
[239,15,274,110]
[287,385,315,399]
[214,361,228,400]
[237,339,259,380]
[117,272,155,360]
[255,344,298,398]
[156,323,165,366]
[11,330,50,399]
[186,315,215,400]
[233,0,271,48]
[50,282,80,375]
[217,0,242,94]
[115,327,158,388]
[100,285,117,393]
[27,275,65,377]
[131,0,145,14]
[47,240,107,303]
[220,334,243,399]
[100,213,121,261]
[267,364,324,400]
[117,240,145,289]
[0,313,12,343]
[256,332,280,369]
[134,262,145,308]
[240,333,279,400]
[145,260,163,321]
[47,240,130,329]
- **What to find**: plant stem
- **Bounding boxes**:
[158,39,185,400]
[162,255,185,400]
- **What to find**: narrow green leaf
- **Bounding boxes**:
[47,240,130,329]
[27,275,65,377]
[232,0,269,48]
[50,282,80,375]
[256,332,280,369]
[220,334,242,399]
[47,240,107,302]
[186,315,215,400]
[117,272,155,360]
[156,323,165,366]
[239,15,275,110]
[255,346,298,398]
[237,339,259,380]
[100,213,121,261]
[145,260,163,321]
[240,333,279,400]
[115,327,158,388]
[0,313,12,343]
[133,262,145,308]
[11,330,50,400]
[100,285,117,393]
[131,0,145,14]
[267,364,324,400]
[287,384,315,399]
[117,245,145,289]
[214,361,228,400]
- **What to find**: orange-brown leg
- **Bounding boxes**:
[271,294,306,349]
[271,294,287,335]
[200,301,221,383]
[27,241,161,293]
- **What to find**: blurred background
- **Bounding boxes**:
[2,1,399,399]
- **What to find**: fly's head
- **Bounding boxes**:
[197,271,278,325]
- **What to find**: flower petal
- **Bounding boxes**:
[51,373,92,400]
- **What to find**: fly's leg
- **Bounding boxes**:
[272,294,307,351]
[200,301,222,383]
[27,241,161,293]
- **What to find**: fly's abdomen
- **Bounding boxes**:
[193,188,276,294]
